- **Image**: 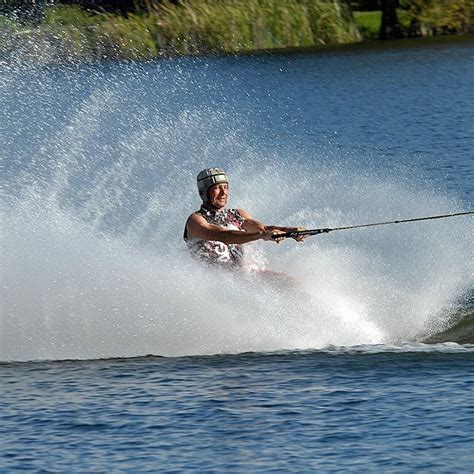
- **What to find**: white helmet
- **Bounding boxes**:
[197,168,228,201]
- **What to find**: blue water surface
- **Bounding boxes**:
[1,349,474,471]
[1,37,474,471]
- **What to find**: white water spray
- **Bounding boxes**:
[1,60,472,361]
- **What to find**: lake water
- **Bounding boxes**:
[1,37,473,471]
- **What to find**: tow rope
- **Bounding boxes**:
[274,211,474,239]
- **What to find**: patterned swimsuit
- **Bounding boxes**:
[184,205,245,269]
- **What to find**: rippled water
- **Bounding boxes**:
[1,37,473,470]
[2,348,474,471]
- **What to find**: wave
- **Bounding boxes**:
[422,306,474,345]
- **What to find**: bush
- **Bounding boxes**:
[400,0,473,36]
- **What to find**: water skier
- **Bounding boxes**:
[184,168,306,274]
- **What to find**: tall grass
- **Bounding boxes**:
[151,0,360,55]
[1,0,361,63]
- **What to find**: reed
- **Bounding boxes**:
[1,0,361,62]
[151,0,360,54]
[2,0,473,64]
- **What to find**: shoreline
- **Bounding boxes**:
[3,32,473,69]
[219,34,474,58]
